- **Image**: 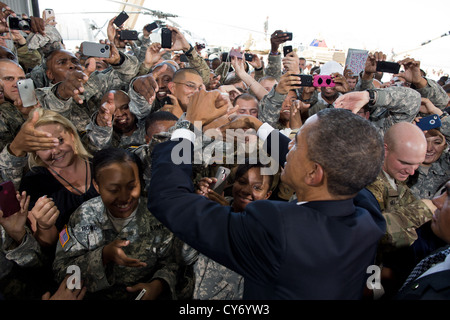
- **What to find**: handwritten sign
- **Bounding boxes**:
[345,48,369,76]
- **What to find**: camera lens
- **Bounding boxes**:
[105,45,109,50]
[326,79,331,85]
[18,20,30,31]
[100,48,105,53]
[318,78,323,85]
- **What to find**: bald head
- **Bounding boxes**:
[385,122,427,152]
[383,122,427,181]
[0,59,26,102]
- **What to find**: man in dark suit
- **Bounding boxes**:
[395,180,450,300]
[148,89,386,299]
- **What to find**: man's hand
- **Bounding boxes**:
[97,91,116,127]
[363,51,386,80]
[133,64,168,104]
[247,53,263,70]
[9,109,59,157]
[143,42,168,69]
[167,26,190,52]
[29,16,45,35]
[56,60,95,104]
[334,91,370,114]
[42,275,87,300]
[218,114,264,134]
[282,51,300,74]
[101,40,121,65]
[332,72,350,93]
[185,89,229,128]
[270,30,290,53]
[397,57,427,89]
[276,71,301,94]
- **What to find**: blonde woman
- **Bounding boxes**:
[19,109,99,246]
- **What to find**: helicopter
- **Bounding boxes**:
[51,0,209,50]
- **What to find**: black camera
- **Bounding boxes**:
[8,16,31,31]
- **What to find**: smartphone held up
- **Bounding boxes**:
[0,181,21,218]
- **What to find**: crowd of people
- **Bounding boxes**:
[0,1,450,301]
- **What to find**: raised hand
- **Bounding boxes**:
[334,91,370,114]
[96,91,116,127]
[9,109,59,157]
[185,89,229,128]
[363,51,386,79]
[132,63,168,104]
[143,42,169,69]
[56,59,95,104]
[0,191,30,243]
[397,57,427,88]
[276,71,301,94]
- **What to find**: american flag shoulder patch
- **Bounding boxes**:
[59,225,70,248]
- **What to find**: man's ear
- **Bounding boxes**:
[167,81,175,94]
[46,68,54,82]
[305,162,324,186]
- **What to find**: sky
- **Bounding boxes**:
[36,0,450,79]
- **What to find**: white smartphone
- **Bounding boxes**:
[17,79,37,107]
[135,288,146,300]
[44,8,55,24]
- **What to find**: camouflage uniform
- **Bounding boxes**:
[366,171,433,264]
[15,43,41,73]
[0,145,28,189]
[257,85,287,127]
[130,35,151,63]
[264,53,282,81]
[0,226,42,280]
[408,115,450,199]
[52,196,180,300]
[35,52,140,133]
[356,75,449,110]
[193,253,244,300]
[185,47,212,86]
[83,112,147,154]
[0,101,27,152]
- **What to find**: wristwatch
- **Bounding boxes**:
[439,111,449,119]
[184,44,194,56]
[367,89,377,106]
[175,119,195,132]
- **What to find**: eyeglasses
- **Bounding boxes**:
[173,82,202,91]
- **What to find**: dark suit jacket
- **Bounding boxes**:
[148,130,386,299]
[396,269,450,300]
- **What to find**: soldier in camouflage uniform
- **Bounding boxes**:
[83,90,147,154]
[407,99,450,199]
[52,148,179,300]
[34,45,140,134]
[365,122,434,265]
